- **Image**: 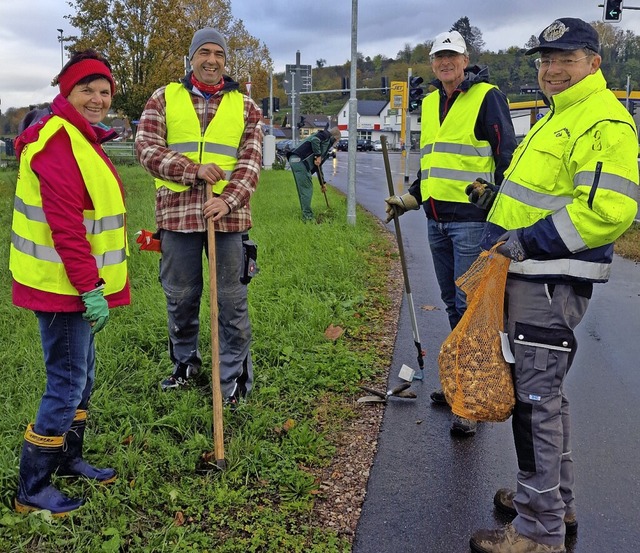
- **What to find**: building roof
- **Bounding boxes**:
[357,100,388,116]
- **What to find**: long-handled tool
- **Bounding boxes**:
[197,184,226,472]
[316,164,331,209]
[381,135,425,381]
[357,382,417,404]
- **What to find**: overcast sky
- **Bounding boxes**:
[2,0,639,111]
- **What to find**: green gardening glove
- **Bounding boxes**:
[81,288,109,334]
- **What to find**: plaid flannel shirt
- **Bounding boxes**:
[135,75,263,233]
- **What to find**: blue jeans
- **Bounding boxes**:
[33,312,95,436]
[427,219,485,330]
[159,230,253,398]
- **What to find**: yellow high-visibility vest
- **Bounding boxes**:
[155,84,245,194]
[10,116,127,296]
[420,83,496,203]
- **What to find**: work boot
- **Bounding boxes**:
[57,410,116,484]
[450,414,477,436]
[15,424,83,517]
[493,488,578,536]
[470,524,566,553]
[161,363,198,391]
[429,389,448,405]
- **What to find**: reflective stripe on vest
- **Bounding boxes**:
[154,84,245,194]
[9,116,127,296]
[420,83,496,202]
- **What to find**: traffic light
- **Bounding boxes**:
[629,101,636,116]
[297,116,306,129]
[408,76,424,112]
[261,98,269,115]
[603,0,623,22]
[273,97,280,112]
[341,76,350,96]
[381,76,389,96]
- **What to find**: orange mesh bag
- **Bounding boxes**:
[437,246,514,422]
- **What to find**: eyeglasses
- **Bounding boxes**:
[431,52,464,61]
[534,55,589,70]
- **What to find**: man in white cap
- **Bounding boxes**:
[135,28,262,405]
[385,30,516,436]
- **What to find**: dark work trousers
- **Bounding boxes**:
[159,230,253,399]
[289,155,315,221]
[505,279,589,547]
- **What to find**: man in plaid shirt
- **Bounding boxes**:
[135,27,262,403]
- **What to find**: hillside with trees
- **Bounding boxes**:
[1,12,638,136]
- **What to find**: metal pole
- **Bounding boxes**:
[346,0,358,225]
[269,69,274,136]
[291,72,297,146]
[57,28,64,68]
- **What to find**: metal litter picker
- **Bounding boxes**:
[381,136,426,381]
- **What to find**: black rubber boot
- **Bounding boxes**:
[15,424,83,516]
[57,410,117,484]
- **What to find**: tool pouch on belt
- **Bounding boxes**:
[240,234,259,285]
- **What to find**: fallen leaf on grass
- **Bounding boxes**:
[174,511,185,526]
[324,324,344,341]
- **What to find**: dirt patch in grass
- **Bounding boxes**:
[310,240,403,543]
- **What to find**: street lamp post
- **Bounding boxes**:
[57,28,64,68]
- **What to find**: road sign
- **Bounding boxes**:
[391,81,407,110]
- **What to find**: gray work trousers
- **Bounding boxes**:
[159,230,253,399]
[505,279,589,547]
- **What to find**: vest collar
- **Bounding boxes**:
[548,70,606,113]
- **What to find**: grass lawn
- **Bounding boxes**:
[0,165,397,552]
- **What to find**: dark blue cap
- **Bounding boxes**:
[526,18,600,55]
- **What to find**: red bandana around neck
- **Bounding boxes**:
[190,74,225,95]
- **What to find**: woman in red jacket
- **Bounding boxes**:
[9,50,130,516]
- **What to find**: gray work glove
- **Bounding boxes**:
[496,230,528,262]
[465,178,499,210]
[384,193,419,223]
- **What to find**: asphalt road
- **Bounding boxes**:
[321,150,640,553]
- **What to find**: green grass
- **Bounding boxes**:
[0,166,396,552]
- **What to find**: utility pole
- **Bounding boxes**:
[346,0,358,225]
[57,28,64,68]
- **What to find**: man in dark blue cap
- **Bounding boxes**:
[469,17,639,553]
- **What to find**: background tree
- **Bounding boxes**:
[66,0,272,120]
[451,16,485,57]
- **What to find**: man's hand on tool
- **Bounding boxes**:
[465,178,499,210]
[314,155,322,167]
[321,184,327,194]
[203,195,230,221]
[384,193,419,223]
[196,162,226,185]
[496,230,528,262]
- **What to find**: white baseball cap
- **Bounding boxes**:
[430,31,467,55]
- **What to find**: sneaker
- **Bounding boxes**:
[160,363,197,391]
[450,414,477,436]
[223,396,238,410]
[430,389,449,405]
[494,488,578,536]
[470,523,566,553]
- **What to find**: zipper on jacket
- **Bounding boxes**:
[587,161,603,209]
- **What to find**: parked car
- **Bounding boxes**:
[356,139,373,151]
[373,140,383,151]
[275,139,294,155]
[336,138,349,151]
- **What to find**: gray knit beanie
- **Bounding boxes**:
[189,28,228,60]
